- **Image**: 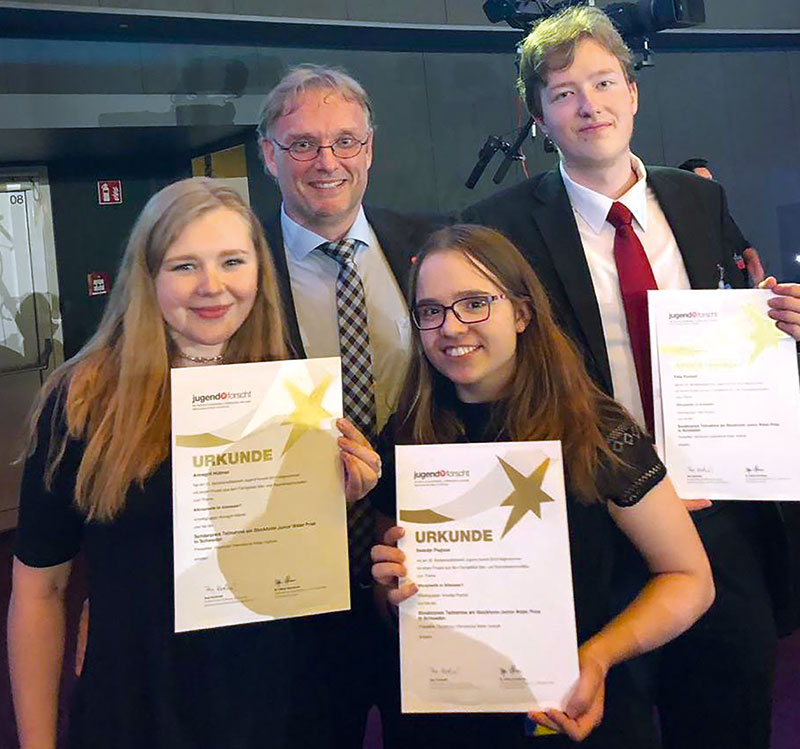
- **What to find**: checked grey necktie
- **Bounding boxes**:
[318,238,376,580]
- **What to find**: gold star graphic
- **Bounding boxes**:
[281,375,334,454]
[744,303,785,364]
[497,457,555,538]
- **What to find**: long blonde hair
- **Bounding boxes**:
[29,177,289,520]
[395,225,627,502]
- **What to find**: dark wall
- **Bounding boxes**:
[245,138,280,230]
[635,50,800,280]
[49,157,190,357]
[701,0,800,29]
[21,42,800,289]
[8,0,800,28]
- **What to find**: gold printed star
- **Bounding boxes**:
[281,375,334,454]
[744,303,784,364]
[497,457,555,538]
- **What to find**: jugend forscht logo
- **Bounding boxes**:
[191,389,252,407]
[668,310,718,323]
[413,468,470,485]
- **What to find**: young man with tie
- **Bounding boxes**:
[463,7,800,748]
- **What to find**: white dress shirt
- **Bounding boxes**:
[280,206,411,430]
[560,156,691,427]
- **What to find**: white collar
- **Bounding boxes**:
[280,205,372,260]
[559,155,649,234]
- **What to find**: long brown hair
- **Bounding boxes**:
[394,224,627,502]
[28,177,289,520]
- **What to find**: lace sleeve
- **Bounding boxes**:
[599,420,666,508]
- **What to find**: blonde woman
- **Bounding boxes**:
[8,177,378,749]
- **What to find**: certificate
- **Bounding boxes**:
[649,289,800,500]
[396,441,579,713]
[171,357,350,632]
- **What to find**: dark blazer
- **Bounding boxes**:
[262,206,440,358]
[463,166,744,394]
[463,165,800,633]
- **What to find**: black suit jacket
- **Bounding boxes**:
[463,166,744,394]
[262,206,439,358]
[463,166,800,633]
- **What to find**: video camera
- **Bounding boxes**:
[483,0,705,37]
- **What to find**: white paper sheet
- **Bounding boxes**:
[649,289,800,500]
[171,357,350,632]
[396,441,579,713]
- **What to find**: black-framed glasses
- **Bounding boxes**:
[412,294,507,330]
[272,134,370,162]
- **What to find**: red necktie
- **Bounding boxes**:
[606,201,658,434]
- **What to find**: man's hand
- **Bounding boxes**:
[762,278,800,341]
[742,247,765,286]
[337,418,381,503]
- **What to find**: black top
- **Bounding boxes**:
[370,400,666,643]
[14,393,328,749]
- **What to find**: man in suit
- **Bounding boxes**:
[256,64,437,749]
[463,7,800,749]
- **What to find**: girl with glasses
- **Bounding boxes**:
[371,224,714,747]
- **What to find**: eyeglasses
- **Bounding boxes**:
[412,294,507,330]
[272,134,370,162]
